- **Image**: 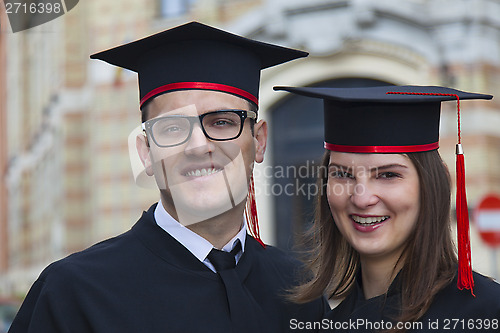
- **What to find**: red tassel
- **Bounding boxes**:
[245,174,265,248]
[386,91,475,294]
[456,146,474,295]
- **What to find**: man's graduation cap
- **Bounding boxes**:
[274,85,493,295]
[90,21,308,109]
[91,22,308,247]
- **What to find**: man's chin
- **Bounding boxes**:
[175,205,233,227]
[170,194,241,227]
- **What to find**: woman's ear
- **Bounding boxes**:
[136,133,154,176]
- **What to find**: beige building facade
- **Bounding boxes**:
[1,8,8,276]
[2,0,500,297]
[250,0,500,277]
[1,0,263,297]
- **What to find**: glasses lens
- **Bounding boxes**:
[202,111,243,140]
[151,117,191,146]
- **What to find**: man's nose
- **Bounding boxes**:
[184,123,215,155]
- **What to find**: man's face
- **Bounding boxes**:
[137,90,267,226]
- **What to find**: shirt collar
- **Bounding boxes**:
[154,200,246,264]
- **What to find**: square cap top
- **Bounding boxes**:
[274,85,493,153]
[91,21,308,109]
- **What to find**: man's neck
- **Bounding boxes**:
[160,196,246,249]
[187,213,244,249]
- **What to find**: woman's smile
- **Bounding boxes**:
[327,152,420,263]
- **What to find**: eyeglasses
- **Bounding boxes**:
[142,109,257,148]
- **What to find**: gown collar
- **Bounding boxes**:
[131,204,257,281]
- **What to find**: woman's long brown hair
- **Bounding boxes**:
[291,150,457,331]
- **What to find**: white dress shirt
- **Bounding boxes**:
[154,200,246,272]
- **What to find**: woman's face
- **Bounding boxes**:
[327,152,420,264]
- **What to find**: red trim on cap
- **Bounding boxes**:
[140,82,258,107]
[324,142,439,153]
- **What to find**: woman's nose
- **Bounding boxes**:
[350,181,380,209]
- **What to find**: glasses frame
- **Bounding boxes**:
[142,109,257,148]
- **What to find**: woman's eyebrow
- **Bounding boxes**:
[328,163,351,170]
[328,163,408,170]
[369,164,408,172]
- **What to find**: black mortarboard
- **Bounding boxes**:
[91,21,308,109]
[273,85,492,153]
[274,84,494,295]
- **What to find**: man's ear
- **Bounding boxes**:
[136,133,154,176]
[253,120,268,163]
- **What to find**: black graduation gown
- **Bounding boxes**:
[321,271,500,332]
[9,204,328,333]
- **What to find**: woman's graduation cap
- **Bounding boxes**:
[274,85,493,294]
[90,21,308,109]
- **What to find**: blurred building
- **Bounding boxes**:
[1,9,8,277]
[2,14,66,294]
[251,0,500,275]
[1,0,500,297]
[0,0,264,296]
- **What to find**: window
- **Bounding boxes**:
[158,0,196,18]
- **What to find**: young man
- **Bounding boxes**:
[9,22,327,333]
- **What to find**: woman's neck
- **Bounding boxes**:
[359,255,403,299]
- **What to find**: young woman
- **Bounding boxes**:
[275,85,500,332]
